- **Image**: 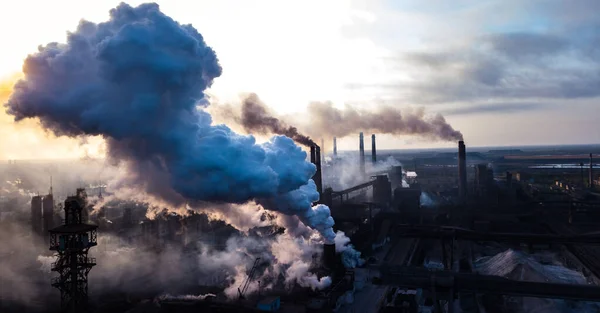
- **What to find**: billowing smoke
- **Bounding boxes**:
[303,101,463,141]
[93,230,332,299]
[3,3,336,242]
[324,154,402,191]
[236,93,315,147]
[334,231,365,268]
[213,96,463,142]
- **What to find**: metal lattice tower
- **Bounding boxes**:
[49,188,97,313]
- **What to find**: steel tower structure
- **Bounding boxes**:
[49,188,97,313]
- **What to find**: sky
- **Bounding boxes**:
[0,0,599,159]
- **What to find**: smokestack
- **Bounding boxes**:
[591,153,594,188]
[315,145,323,195]
[359,132,365,175]
[371,134,377,164]
[333,137,337,157]
[323,243,336,270]
[458,141,467,203]
[311,145,323,196]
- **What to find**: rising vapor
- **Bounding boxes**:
[3,3,336,242]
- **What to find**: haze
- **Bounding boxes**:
[1,0,599,160]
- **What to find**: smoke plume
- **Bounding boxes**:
[236,93,315,147]
[304,102,463,141]
[3,3,336,242]
[214,97,463,142]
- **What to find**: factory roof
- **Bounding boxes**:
[49,223,97,233]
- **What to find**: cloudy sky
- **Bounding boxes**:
[0,0,598,158]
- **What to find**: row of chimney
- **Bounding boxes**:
[311,133,379,195]
[312,136,594,206]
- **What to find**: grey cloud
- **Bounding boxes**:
[345,1,600,113]
[441,102,545,116]
[366,31,600,104]
[483,32,569,60]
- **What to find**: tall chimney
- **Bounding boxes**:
[313,145,323,195]
[458,141,467,203]
[591,153,594,188]
[371,134,377,164]
[333,137,337,157]
[323,243,337,270]
[359,132,365,175]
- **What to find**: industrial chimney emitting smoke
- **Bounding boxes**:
[333,137,337,157]
[458,141,467,203]
[591,153,594,188]
[359,132,365,175]
[371,134,377,164]
[310,145,323,196]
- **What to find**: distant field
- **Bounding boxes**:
[504,154,599,160]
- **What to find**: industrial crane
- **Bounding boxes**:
[238,257,261,300]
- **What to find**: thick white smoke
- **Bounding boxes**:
[324,154,402,191]
[334,231,365,268]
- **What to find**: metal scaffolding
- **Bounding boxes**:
[49,188,97,313]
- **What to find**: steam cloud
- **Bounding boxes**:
[3,3,336,242]
[238,93,315,147]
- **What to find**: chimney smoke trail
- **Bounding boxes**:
[3,3,336,243]
[213,97,462,143]
[236,93,315,147]
[304,102,463,142]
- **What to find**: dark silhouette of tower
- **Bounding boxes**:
[310,145,323,195]
[359,132,365,176]
[49,188,97,313]
[333,137,337,157]
[458,141,467,203]
[31,195,43,237]
[43,182,55,244]
[371,134,377,164]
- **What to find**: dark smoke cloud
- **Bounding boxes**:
[213,96,463,143]
[239,93,315,147]
[3,3,335,242]
[303,101,463,141]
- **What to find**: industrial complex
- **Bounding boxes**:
[1,134,600,313]
[1,3,599,313]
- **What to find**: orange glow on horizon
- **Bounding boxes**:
[0,73,105,160]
